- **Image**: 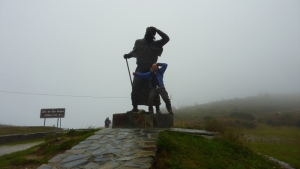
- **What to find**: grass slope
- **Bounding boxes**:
[0,126,58,136]
[243,125,300,168]
[0,129,99,169]
[154,131,283,169]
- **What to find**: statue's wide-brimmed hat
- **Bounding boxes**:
[146,27,156,36]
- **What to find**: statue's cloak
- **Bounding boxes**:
[129,38,163,106]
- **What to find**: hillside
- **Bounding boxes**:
[173,93,300,128]
[175,93,300,115]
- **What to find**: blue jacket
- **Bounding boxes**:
[134,63,167,89]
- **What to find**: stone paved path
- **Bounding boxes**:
[37,128,164,169]
[37,128,217,169]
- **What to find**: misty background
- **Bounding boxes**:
[0,1,299,128]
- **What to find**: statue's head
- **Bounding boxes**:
[145,27,156,42]
[146,27,156,36]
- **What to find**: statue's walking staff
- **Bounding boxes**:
[125,58,133,86]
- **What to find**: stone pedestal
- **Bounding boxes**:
[112,113,173,128]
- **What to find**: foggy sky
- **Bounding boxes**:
[0,0,299,128]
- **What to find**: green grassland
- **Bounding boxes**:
[1,127,285,169]
[171,93,300,169]
[242,125,300,168]
[0,128,99,169]
[154,131,282,169]
[0,125,58,136]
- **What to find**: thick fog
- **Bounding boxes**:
[0,1,299,128]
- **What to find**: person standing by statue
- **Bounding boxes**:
[124,26,170,114]
[133,63,173,114]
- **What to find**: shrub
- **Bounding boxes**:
[203,116,214,121]
[67,129,76,136]
[204,119,225,133]
[230,112,255,120]
[296,119,300,128]
[264,113,294,126]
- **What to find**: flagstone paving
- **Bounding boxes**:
[37,128,217,169]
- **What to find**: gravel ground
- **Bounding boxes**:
[0,142,43,157]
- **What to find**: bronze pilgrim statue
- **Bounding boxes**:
[124,26,170,113]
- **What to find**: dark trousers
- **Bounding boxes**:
[148,87,171,111]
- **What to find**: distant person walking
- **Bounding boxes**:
[124,26,170,114]
[133,63,173,114]
[104,117,111,128]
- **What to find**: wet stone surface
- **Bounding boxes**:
[37,128,164,169]
[37,128,220,169]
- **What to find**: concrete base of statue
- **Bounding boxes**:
[112,111,173,128]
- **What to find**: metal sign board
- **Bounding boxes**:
[40,108,65,118]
